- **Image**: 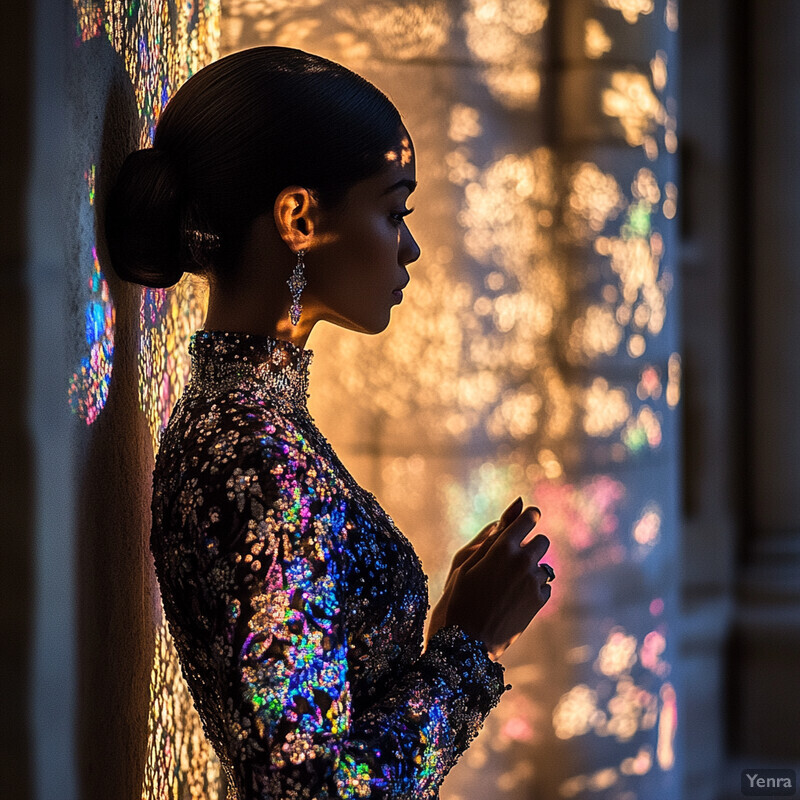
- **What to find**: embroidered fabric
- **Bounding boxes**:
[150,329,510,800]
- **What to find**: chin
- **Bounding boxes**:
[370,311,393,334]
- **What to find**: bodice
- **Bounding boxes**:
[149,329,508,800]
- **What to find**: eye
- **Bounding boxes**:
[390,207,415,225]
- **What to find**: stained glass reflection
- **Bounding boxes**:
[72,1,221,797]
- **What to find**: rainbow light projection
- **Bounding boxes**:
[224,1,680,798]
[68,162,115,425]
[71,1,220,797]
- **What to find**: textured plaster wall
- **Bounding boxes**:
[17,2,218,799]
[25,6,154,799]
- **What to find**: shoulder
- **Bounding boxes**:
[157,389,309,475]
[154,388,347,524]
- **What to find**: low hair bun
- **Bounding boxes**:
[104,47,404,290]
[105,147,187,288]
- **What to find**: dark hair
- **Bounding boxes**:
[105,46,403,288]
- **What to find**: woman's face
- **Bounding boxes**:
[306,127,421,335]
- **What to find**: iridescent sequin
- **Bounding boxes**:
[151,329,508,799]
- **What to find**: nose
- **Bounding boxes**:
[400,224,421,267]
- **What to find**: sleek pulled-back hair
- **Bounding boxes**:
[105,46,403,288]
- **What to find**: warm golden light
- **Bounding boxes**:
[651,49,668,92]
[621,744,654,776]
[334,1,450,60]
[448,104,483,142]
[584,18,613,59]
[663,181,678,219]
[605,677,657,742]
[633,506,661,545]
[602,0,654,25]
[596,629,639,678]
[384,135,414,166]
[666,0,679,32]
[657,683,678,769]
[462,0,548,109]
[583,378,631,437]
[602,71,666,150]
[215,2,681,796]
[570,304,623,358]
[553,684,600,739]
[567,161,626,238]
[666,352,681,407]
[142,622,221,800]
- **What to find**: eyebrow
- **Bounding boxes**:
[381,179,417,196]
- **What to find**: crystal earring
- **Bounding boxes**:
[287,248,307,325]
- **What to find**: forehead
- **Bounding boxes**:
[383,131,414,169]
[377,130,416,189]
[335,129,416,207]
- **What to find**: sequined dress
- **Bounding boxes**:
[150,330,509,800]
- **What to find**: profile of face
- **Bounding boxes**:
[288,126,421,336]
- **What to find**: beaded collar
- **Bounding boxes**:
[188,329,314,406]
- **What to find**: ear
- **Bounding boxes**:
[273,186,321,252]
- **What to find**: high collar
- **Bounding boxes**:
[188,329,313,406]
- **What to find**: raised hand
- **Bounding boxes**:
[425,497,522,649]
[427,498,552,662]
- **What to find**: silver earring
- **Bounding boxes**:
[287,248,307,325]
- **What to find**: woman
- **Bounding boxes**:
[106,46,554,799]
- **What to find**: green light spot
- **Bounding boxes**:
[623,201,652,239]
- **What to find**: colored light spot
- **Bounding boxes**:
[68,245,115,425]
[649,598,665,616]
[657,683,677,769]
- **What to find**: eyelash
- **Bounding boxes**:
[390,207,415,225]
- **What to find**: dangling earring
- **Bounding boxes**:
[287,248,307,325]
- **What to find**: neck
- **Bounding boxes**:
[202,213,319,349]
[203,287,316,350]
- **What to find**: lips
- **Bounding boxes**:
[392,277,410,305]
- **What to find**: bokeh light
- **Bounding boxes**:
[602,0,655,25]
[272,3,681,795]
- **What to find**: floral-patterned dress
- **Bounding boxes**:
[150,329,509,799]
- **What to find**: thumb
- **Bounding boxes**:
[451,519,498,570]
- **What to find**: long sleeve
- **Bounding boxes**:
[164,419,509,800]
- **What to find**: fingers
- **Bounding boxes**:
[456,496,527,572]
[524,533,550,562]
[478,497,524,555]
[475,519,499,541]
[451,519,498,570]
[468,497,526,565]
[526,566,553,610]
[495,505,543,551]
[497,496,524,531]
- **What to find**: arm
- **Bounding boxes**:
[203,428,509,799]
